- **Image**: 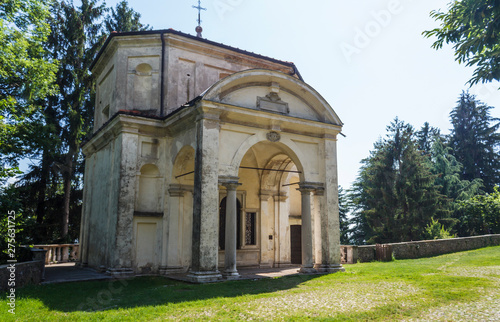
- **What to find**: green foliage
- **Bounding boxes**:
[338,186,350,244]
[424,0,500,85]
[3,247,499,320]
[105,0,151,33]
[448,92,500,192]
[350,118,444,244]
[456,186,500,235]
[0,0,57,181]
[1,0,150,245]
[424,217,455,240]
[0,185,36,264]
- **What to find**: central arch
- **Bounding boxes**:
[219,139,308,269]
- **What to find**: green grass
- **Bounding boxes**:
[2,246,499,321]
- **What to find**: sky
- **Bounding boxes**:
[98,0,500,190]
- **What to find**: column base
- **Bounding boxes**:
[77,261,88,268]
[316,264,345,273]
[298,266,317,274]
[106,267,134,278]
[187,270,222,283]
[223,270,240,280]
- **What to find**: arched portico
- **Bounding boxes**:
[217,138,326,277]
[187,69,344,282]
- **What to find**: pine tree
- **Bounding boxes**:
[105,0,150,33]
[43,0,107,240]
[349,118,443,243]
[449,92,500,193]
[338,186,350,244]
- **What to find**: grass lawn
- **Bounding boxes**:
[2,246,499,321]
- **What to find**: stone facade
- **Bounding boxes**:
[80,29,344,282]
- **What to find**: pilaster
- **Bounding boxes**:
[188,109,222,283]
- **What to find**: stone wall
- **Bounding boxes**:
[341,234,500,264]
[0,261,44,292]
[391,234,500,260]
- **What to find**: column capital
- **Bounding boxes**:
[297,182,324,194]
[219,176,241,190]
[168,184,186,197]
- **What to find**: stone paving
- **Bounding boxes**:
[42,263,303,285]
[42,263,112,284]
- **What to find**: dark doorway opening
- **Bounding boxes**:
[290,225,302,264]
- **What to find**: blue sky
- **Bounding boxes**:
[100,0,500,189]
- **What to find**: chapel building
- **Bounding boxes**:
[80,29,344,282]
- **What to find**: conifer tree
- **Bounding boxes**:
[105,0,150,33]
[349,118,443,243]
[448,92,500,193]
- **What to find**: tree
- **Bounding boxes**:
[448,92,500,192]
[416,122,440,156]
[429,136,483,233]
[338,186,350,245]
[457,186,500,235]
[423,0,500,85]
[43,0,107,240]
[105,0,150,33]
[349,118,443,243]
[424,217,455,240]
[0,0,57,180]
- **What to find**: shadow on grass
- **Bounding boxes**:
[15,273,322,313]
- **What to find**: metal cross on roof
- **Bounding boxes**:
[192,0,207,27]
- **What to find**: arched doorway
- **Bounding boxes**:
[234,140,305,268]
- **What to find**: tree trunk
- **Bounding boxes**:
[61,149,75,240]
[35,150,50,243]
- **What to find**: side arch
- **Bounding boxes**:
[172,145,196,185]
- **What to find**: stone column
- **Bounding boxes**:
[298,185,316,273]
[109,129,138,277]
[274,194,290,267]
[220,178,241,279]
[259,191,273,267]
[317,136,345,273]
[188,110,222,283]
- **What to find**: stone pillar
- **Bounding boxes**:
[313,188,324,267]
[188,110,222,283]
[317,136,345,273]
[259,191,273,267]
[160,184,185,274]
[274,194,290,267]
[298,185,316,273]
[108,130,138,277]
[79,154,93,267]
[220,178,241,279]
[62,246,69,262]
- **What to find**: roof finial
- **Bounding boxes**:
[192,0,207,38]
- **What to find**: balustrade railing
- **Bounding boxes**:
[33,244,79,265]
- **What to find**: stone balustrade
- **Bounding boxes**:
[33,244,79,265]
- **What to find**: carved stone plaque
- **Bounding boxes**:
[257,93,289,114]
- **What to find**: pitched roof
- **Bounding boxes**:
[90,28,303,80]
